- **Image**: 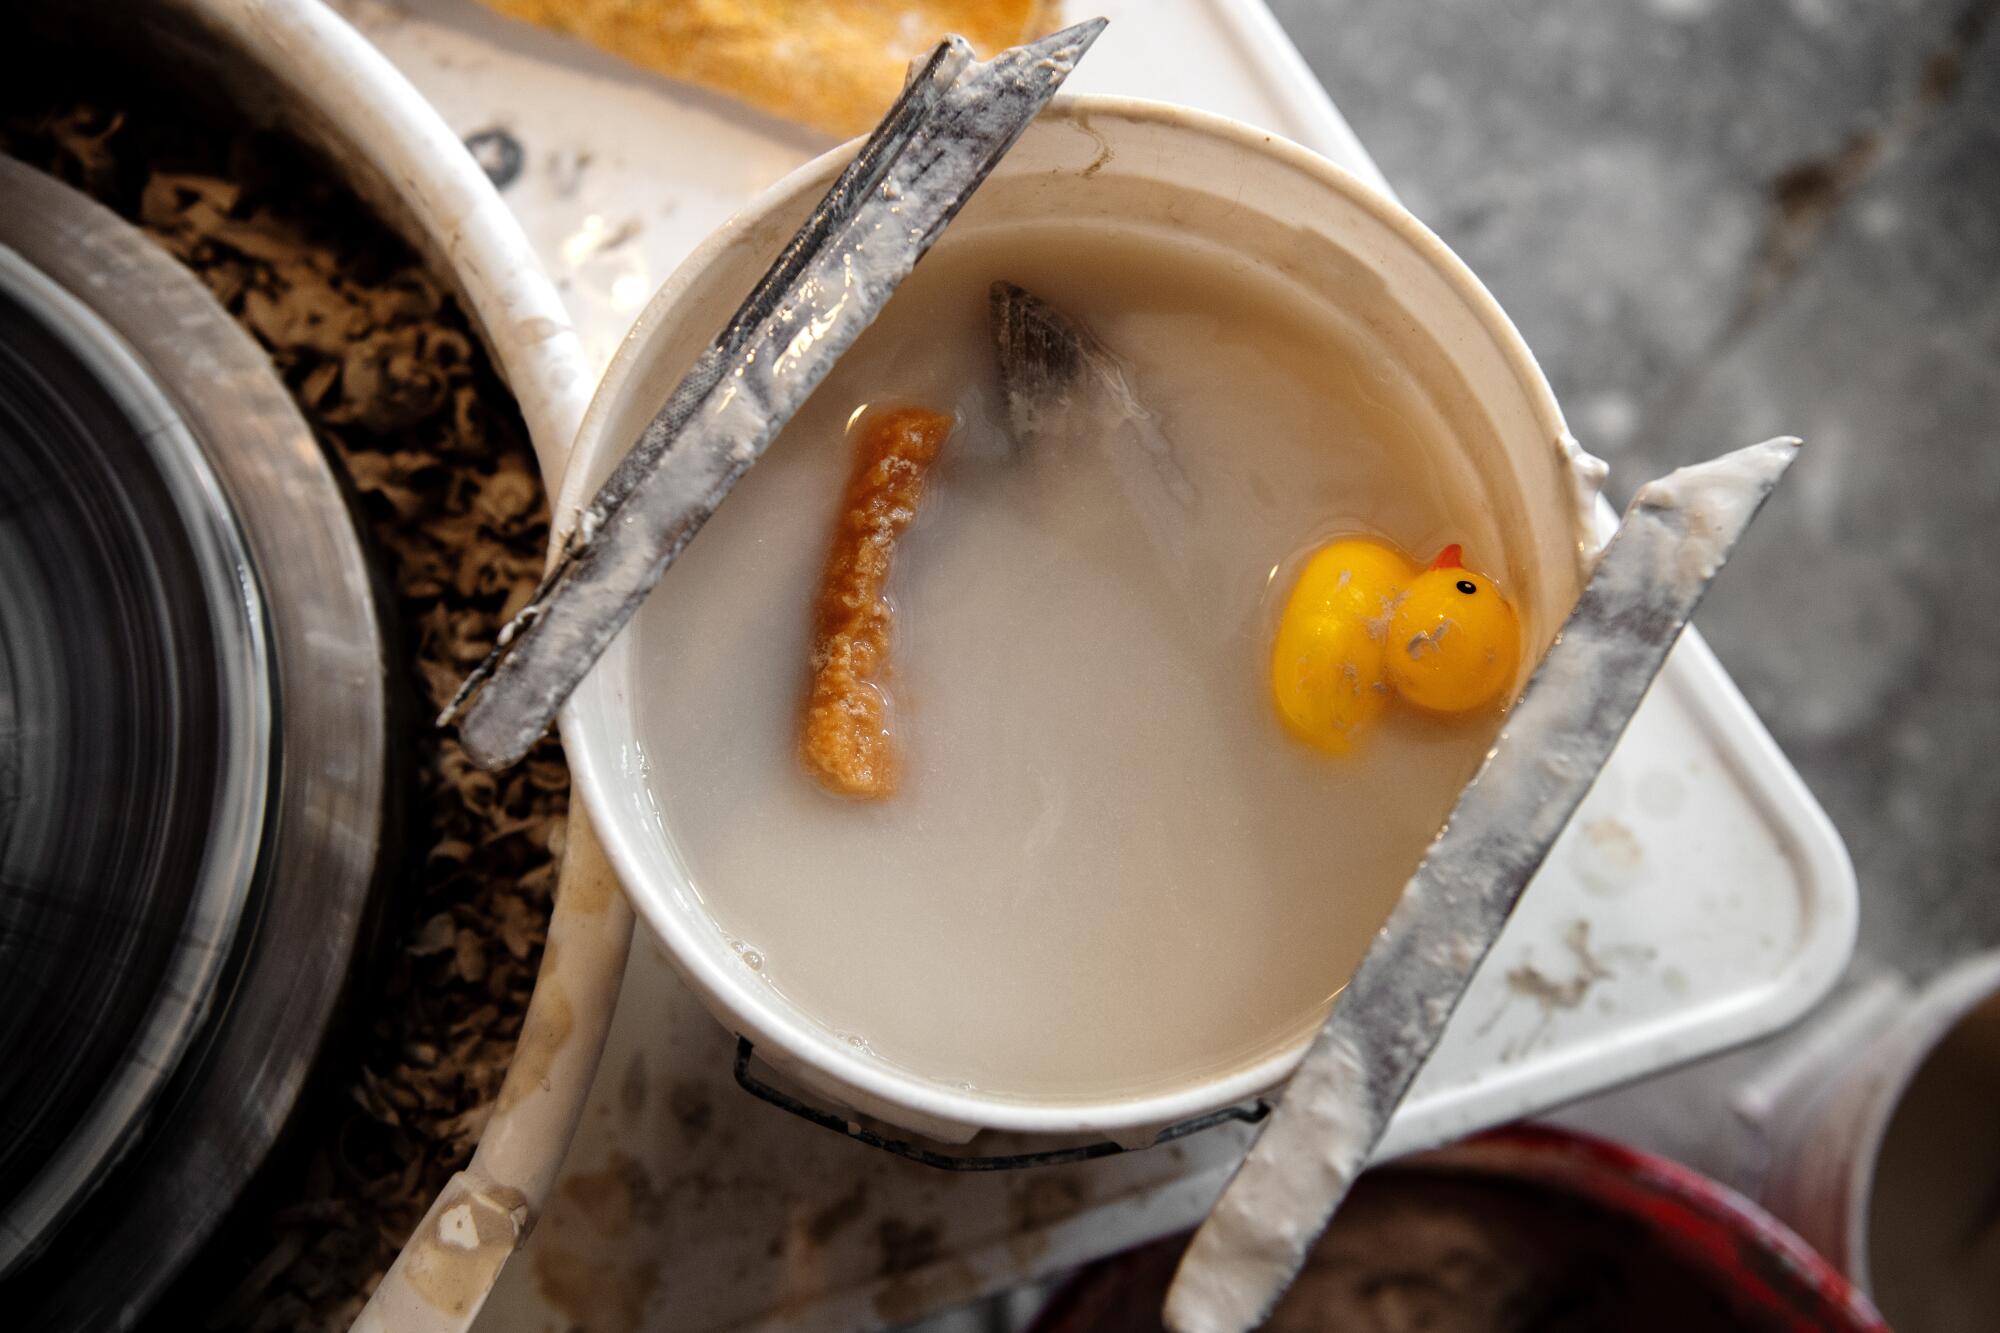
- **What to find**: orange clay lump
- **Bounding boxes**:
[1270,538,1521,752]
[800,405,952,798]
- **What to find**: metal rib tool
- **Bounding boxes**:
[991,279,1092,446]
[443,19,1109,769]
[1163,438,1801,1333]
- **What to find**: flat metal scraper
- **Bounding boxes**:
[1163,437,1801,1333]
[443,19,1109,768]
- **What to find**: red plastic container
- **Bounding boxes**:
[1031,1125,1886,1333]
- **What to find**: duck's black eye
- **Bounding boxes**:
[1455,579,1478,596]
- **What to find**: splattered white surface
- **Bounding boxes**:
[330,1,1856,1328]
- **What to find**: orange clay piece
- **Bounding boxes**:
[800,406,953,798]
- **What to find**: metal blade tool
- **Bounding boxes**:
[443,19,1108,768]
[1163,437,1801,1333]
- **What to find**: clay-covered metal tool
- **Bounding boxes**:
[443,19,1108,769]
[1163,437,1801,1333]
[986,279,1190,497]
[991,279,1092,446]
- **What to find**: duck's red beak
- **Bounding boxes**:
[1429,543,1464,570]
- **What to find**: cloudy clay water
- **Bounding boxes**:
[633,222,1520,1101]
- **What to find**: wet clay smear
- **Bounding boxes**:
[1,94,566,1329]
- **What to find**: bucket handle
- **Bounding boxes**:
[733,1039,1270,1171]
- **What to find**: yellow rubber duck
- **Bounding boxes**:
[1270,538,1520,752]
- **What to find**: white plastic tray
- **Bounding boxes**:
[333,2,1856,1328]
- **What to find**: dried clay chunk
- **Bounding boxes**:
[800,405,952,798]
[477,0,1062,136]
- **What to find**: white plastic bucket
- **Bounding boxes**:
[561,97,1603,1141]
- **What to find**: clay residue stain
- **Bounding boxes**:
[1635,769,1687,817]
[1741,6,1991,327]
[1583,817,1641,867]
[1507,921,1612,1010]
[1006,1174,1087,1268]
[403,1182,531,1318]
[877,1217,945,1277]
[557,1152,665,1239]
[0,90,576,1319]
[619,1052,647,1122]
[557,1165,631,1239]
[1079,127,1113,178]
[1574,815,1644,897]
[806,1181,870,1246]
[872,1257,981,1327]
[532,1245,658,1333]
[513,313,566,344]
[496,979,574,1113]
[798,405,952,798]
[668,1079,713,1145]
[1772,132,1881,235]
[561,851,617,914]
